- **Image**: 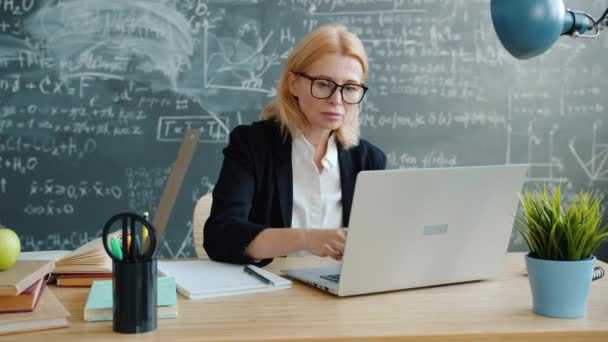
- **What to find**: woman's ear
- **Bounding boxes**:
[287,72,298,97]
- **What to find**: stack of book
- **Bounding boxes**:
[0,260,54,313]
[0,260,70,335]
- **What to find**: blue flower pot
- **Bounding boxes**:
[525,253,595,318]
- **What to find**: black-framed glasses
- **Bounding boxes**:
[295,72,368,104]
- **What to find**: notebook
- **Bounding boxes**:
[0,278,46,313]
[0,260,55,296]
[84,276,178,321]
[158,260,292,300]
[0,288,70,335]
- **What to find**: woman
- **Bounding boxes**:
[204,24,386,266]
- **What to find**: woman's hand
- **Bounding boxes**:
[304,228,348,260]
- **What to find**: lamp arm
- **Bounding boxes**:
[595,8,608,26]
[561,7,608,38]
[562,10,598,38]
[596,8,608,32]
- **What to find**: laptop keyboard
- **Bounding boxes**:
[320,274,340,283]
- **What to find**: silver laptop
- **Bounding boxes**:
[281,164,528,296]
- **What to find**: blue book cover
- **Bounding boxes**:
[84,276,177,321]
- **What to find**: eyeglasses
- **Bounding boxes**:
[295,72,368,104]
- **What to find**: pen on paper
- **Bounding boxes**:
[243,265,275,286]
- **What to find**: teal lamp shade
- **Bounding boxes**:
[491,0,566,59]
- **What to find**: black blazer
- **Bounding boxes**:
[203,120,386,266]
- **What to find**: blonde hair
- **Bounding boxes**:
[261,24,368,149]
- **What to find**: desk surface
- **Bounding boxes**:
[3,253,607,342]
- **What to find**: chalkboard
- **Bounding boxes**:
[1,0,607,260]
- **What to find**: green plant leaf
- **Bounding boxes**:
[515,184,607,261]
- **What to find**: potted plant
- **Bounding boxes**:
[516,185,608,318]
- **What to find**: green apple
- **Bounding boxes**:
[0,228,21,271]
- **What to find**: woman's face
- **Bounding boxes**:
[288,53,364,138]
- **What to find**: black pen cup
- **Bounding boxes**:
[112,258,157,334]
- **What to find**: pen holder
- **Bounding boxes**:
[112,258,157,334]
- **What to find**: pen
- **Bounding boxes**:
[142,211,149,246]
[124,233,131,255]
[243,265,275,286]
[110,236,123,260]
[130,234,141,261]
[128,216,139,261]
[121,216,128,256]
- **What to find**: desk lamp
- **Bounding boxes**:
[491,0,608,59]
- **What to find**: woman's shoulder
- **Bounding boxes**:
[345,138,386,170]
[229,119,282,143]
[350,138,384,157]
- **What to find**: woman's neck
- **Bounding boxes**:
[303,129,332,171]
[303,129,331,149]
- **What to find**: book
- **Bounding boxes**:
[0,279,45,313]
[18,250,72,261]
[0,260,55,296]
[0,288,70,335]
[157,260,292,300]
[56,273,113,287]
[84,276,178,321]
[53,237,112,274]
[18,236,116,279]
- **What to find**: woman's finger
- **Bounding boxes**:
[323,244,342,261]
[329,240,345,255]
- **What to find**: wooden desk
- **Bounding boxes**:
[3,253,607,341]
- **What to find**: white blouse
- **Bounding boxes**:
[291,133,343,233]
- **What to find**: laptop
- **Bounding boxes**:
[281,164,528,296]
